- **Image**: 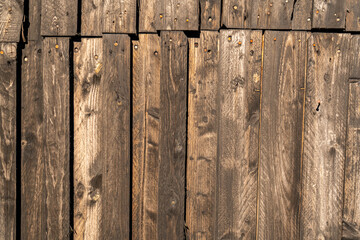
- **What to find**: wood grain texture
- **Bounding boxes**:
[155,0,199,30]
[0,0,23,42]
[132,34,161,240]
[28,0,41,40]
[186,31,219,240]
[200,0,221,30]
[139,0,156,32]
[343,81,360,240]
[312,0,345,29]
[258,31,308,240]
[101,34,130,239]
[0,42,16,240]
[292,0,313,30]
[217,30,262,240]
[158,31,187,240]
[81,0,103,36]
[346,0,360,31]
[300,33,351,240]
[103,0,136,34]
[349,36,360,79]
[74,38,103,239]
[41,0,77,36]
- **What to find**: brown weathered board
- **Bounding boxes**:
[186,31,219,239]
[312,0,345,29]
[101,34,131,239]
[350,36,360,79]
[0,0,23,42]
[0,42,17,240]
[258,31,307,240]
[217,30,262,239]
[139,0,156,32]
[157,31,187,240]
[41,0,78,36]
[346,0,360,32]
[300,33,351,239]
[81,0,103,36]
[292,0,313,30]
[342,81,360,240]
[103,0,136,34]
[28,0,41,40]
[132,34,161,240]
[200,0,221,30]
[154,0,199,30]
[74,38,103,239]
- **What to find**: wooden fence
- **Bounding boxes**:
[1,0,360,239]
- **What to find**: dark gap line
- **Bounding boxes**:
[77,0,82,34]
[129,36,134,240]
[136,0,140,37]
[23,0,30,42]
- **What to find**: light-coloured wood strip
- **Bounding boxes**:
[81,0,103,36]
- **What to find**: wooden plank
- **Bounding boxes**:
[343,81,360,239]
[217,29,262,239]
[41,0,77,36]
[200,0,221,30]
[312,0,345,29]
[0,0,23,42]
[0,42,17,240]
[292,0,313,30]
[74,38,103,239]
[28,0,41,40]
[139,0,156,32]
[186,31,219,239]
[154,0,199,30]
[350,36,360,79]
[81,0,103,36]
[346,0,360,31]
[103,0,136,34]
[157,31,187,240]
[258,31,307,240]
[300,33,351,239]
[132,34,161,240]
[101,34,130,239]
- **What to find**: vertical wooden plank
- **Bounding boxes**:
[312,0,345,29]
[292,0,313,30]
[343,81,360,239]
[0,42,17,240]
[257,31,307,240]
[28,0,41,41]
[200,0,221,30]
[139,0,156,32]
[132,34,161,240]
[157,31,187,240]
[101,34,130,239]
[81,0,103,36]
[74,38,103,239]
[217,30,262,239]
[349,36,360,79]
[0,0,23,42]
[300,33,351,240]
[41,0,78,36]
[346,0,360,32]
[103,0,136,34]
[155,0,199,30]
[186,31,219,240]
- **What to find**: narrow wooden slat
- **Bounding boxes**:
[103,0,136,34]
[258,31,307,240]
[0,0,23,42]
[346,0,360,32]
[300,33,351,239]
[81,0,103,36]
[200,0,221,30]
[132,34,161,240]
[0,42,17,240]
[343,81,360,239]
[139,0,156,32]
[312,0,345,29]
[101,34,130,239]
[186,31,219,239]
[157,31,187,240]
[349,36,360,79]
[41,0,78,36]
[28,0,41,40]
[74,38,103,239]
[292,0,313,30]
[217,30,262,239]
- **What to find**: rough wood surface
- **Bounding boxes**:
[0,42,17,240]
[0,0,23,42]
[217,30,262,239]
[74,38,103,239]
[300,33,351,240]
[346,0,360,32]
[103,0,136,34]
[312,0,345,29]
[186,31,219,240]
[157,31,187,240]
[81,0,103,36]
[101,34,131,239]
[292,0,313,30]
[350,36,360,79]
[28,0,41,40]
[139,0,156,32]
[41,0,77,36]
[200,0,221,30]
[258,31,307,240]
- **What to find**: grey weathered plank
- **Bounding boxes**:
[346,0,360,31]
[101,34,131,239]
[343,81,360,240]
[74,38,103,239]
[217,30,262,239]
[41,0,77,35]
[157,31,187,240]
[0,42,17,240]
[28,0,41,40]
[300,33,351,239]
[139,0,156,32]
[0,0,23,42]
[200,0,221,30]
[350,36,360,79]
[186,31,219,240]
[312,0,345,29]
[103,0,136,34]
[82,0,103,36]
[292,0,313,30]
[258,31,307,240]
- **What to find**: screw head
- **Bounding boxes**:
[0,50,3,55]
[24,57,28,62]
[55,44,59,49]
[94,55,98,60]
[233,5,238,10]
[228,36,232,41]
[134,45,138,50]
[114,42,118,47]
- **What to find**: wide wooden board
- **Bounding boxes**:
[349,36,360,79]
[81,0,103,36]
[103,0,136,34]
[139,0,156,32]
[312,0,345,29]
[200,0,221,30]
[28,0,41,40]
[346,0,360,31]
[0,0,23,42]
